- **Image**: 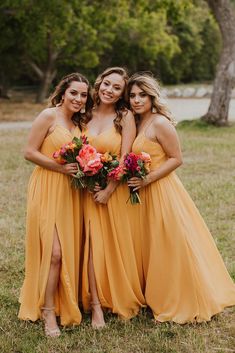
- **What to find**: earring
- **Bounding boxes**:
[152,106,157,113]
[56,97,64,107]
[80,106,86,114]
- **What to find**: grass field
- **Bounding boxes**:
[0,91,45,122]
[0,118,235,353]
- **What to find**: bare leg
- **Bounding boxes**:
[88,244,105,329]
[42,228,61,337]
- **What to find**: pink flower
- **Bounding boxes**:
[53,150,60,159]
[124,152,139,173]
[108,165,126,181]
[76,144,103,175]
[60,146,67,155]
[139,151,151,163]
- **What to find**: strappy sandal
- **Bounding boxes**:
[90,301,105,329]
[41,307,61,337]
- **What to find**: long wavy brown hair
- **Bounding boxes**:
[82,67,129,133]
[127,72,177,126]
[49,72,93,129]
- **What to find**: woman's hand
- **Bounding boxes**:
[127,175,151,191]
[93,183,102,192]
[93,189,112,204]
[60,163,79,175]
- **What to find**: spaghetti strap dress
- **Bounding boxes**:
[18,125,83,326]
[81,126,145,318]
[131,126,235,324]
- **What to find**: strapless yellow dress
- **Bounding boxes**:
[18,125,83,326]
[131,131,235,323]
[82,126,145,318]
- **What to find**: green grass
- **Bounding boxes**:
[0,122,235,353]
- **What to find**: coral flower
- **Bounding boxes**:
[76,144,103,175]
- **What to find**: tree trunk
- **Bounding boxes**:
[202,0,235,125]
[29,31,58,103]
[0,72,11,99]
[36,69,56,103]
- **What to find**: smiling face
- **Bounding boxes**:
[129,84,152,115]
[63,81,88,113]
[98,73,125,105]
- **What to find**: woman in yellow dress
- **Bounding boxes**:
[127,73,235,323]
[81,67,145,328]
[18,73,93,336]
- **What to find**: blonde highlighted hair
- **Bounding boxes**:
[83,67,129,133]
[127,72,177,126]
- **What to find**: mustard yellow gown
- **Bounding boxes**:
[82,126,145,318]
[18,125,83,326]
[131,129,235,323]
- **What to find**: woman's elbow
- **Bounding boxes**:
[177,156,183,167]
[24,148,34,161]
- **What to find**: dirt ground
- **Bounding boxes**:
[1,89,235,124]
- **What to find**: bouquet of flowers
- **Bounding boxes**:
[108,152,151,204]
[53,136,103,188]
[85,152,119,191]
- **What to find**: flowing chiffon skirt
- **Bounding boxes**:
[81,127,145,318]
[131,132,235,323]
[18,125,83,325]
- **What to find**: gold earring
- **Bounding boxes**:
[152,106,157,113]
[56,97,64,107]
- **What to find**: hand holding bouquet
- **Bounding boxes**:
[85,152,119,191]
[108,152,151,204]
[53,136,103,189]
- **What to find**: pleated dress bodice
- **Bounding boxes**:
[83,125,121,158]
[132,130,168,170]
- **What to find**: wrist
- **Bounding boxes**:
[104,187,113,197]
[104,185,115,196]
[106,181,117,194]
[146,174,153,185]
[56,163,64,173]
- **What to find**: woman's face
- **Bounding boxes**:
[98,73,125,105]
[129,84,152,115]
[62,81,88,112]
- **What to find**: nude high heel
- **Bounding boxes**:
[90,301,106,329]
[41,307,61,337]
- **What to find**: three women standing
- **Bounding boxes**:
[19,69,235,336]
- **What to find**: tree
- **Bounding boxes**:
[13,0,121,102]
[0,4,25,98]
[0,0,226,97]
[202,0,235,125]
[154,0,220,83]
[20,0,100,103]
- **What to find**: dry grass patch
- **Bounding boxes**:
[0,90,46,122]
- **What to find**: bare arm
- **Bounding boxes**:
[120,110,136,159]
[24,109,78,175]
[128,117,182,190]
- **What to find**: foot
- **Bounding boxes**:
[41,307,61,337]
[91,302,105,329]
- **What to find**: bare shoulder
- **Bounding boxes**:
[153,114,176,133]
[121,109,135,125]
[33,107,57,127]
